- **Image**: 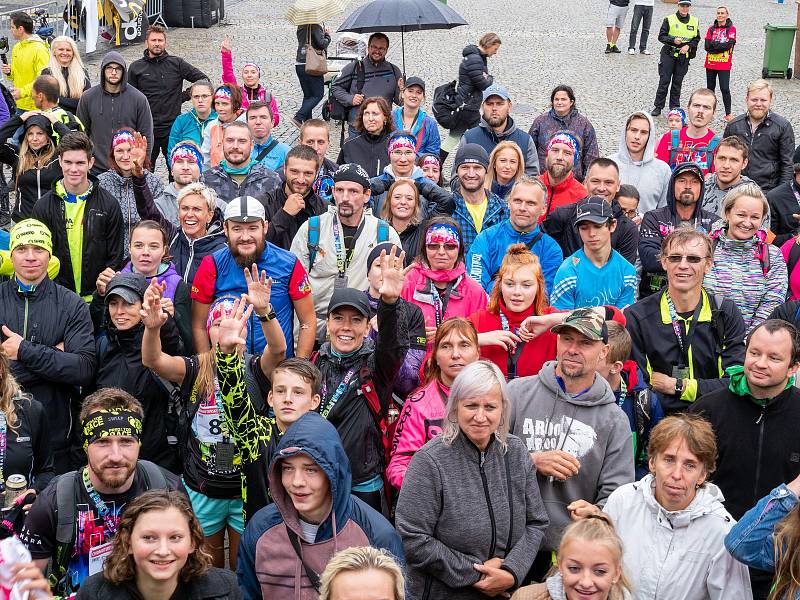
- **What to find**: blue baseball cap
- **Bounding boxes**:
[483,84,511,102]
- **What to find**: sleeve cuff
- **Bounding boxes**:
[680,378,698,402]
[499,564,519,589]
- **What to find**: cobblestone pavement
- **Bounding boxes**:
[77,0,800,168]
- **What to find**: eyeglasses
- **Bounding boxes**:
[426,243,458,252]
[369,45,388,53]
[105,65,123,73]
[621,208,639,219]
[664,254,708,264]
[192,94,212,100]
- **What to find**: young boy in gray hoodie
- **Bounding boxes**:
[508,308,634,567]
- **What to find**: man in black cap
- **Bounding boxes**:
[290,163,401,343]
[638,161,716,297]
[393,76,441,156]
[451,143,509,254]
[550,196,638,310]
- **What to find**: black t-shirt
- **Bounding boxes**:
[179,356,243,499]
[19,466,182,597]
[5,396,54,493]
[341,223,358,266]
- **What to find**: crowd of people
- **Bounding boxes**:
[0,5,798,600]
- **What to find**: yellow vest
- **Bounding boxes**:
[666,13,699,57]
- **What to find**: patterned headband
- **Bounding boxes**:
[242,61,261,75]
[206,297,238,335]
[547,132,580,165]
[111,130,136,148]
[426,223,460,247]
[421,155,440,169]
[388,134,416,154]
[214,87,233,102]
[170,142,203,172]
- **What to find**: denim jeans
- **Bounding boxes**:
[294,64,325,123]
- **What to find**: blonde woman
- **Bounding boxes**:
[41,36,90,113]
[0,348,53,507]
[320,547,405,600]
[486,140,524,199]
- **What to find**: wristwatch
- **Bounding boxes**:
[256,304,277,323]
[674,378,685,396]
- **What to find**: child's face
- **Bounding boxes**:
[559,540,621,600]
[268,370,321,431]
[667,115,683,130]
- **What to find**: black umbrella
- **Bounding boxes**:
[337,0,468,76]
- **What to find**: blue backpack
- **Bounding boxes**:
[306,215,391,271]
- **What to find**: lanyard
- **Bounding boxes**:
[499,310,526,380]
[431,281,455,328]
[665,292,703,367]
[82,467,118,536]
[331,217,364,277]
[616,376,628,408]
[320,368,357,418]
[0,412,6,491]
[209,375,231,444]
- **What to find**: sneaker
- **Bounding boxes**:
[723,114,734,122]
[651,107,662,117]
[610,44,622,54]
[641,48,651,55]
[605,44,613,54]
[628,48,636,55]
[290,117,303,129]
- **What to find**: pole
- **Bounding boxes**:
[795,0,800,77]
[401,29,406,78]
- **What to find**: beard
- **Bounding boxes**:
[90,460,136,490]
[485,114,506,128]
[547,161,571,181]
[676,192,697,207]
[231,238,266,267]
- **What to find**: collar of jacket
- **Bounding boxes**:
[726,364,794,406]
[14,274,51,298]
[658,288,713,325]
[453,426,500,459]
[143,49,169,61]
[318,336,375,368]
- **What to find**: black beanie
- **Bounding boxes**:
[367,242,401,270]
[453,143,490,170]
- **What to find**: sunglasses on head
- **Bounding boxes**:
[664,254,708,264]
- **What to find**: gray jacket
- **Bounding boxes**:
[395,433,549,600]
[702,173,754,216]
[507,361,635,551]
[199,162,281,205]
[331,57,401,125]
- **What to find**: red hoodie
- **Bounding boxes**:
[538,171,587,222]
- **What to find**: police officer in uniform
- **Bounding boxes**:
[651,0,700,117]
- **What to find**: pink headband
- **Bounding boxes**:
[388,135,416,154]
[242,62,261,75]
[426,223,460,247]
[170,143,203,172]
[547,132,580,165]
[206,297,237,335]
[421,155,440,169]
[214,87,233,102]
[111,130,135,148]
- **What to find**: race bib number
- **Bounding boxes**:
[193,396,228,443]
[88,541,113,575]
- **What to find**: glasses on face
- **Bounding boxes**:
[621,208,638,219]
[391,150,415,158]
[426,243,458,252]
[192,94,211,101]
[105,65,123,73]
[369,45,388,53]
[664,254,708,264]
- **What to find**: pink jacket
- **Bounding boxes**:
[221,49,280,126]
[387,379,448,489]
[400,263,488,350]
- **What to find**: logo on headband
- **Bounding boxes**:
[214,87,233,102]
[171,142,203,171]
[111,130,136,149]
[547,132,580,165]
[426,223,461,247]
[82,409,143,449]
[388,134,416,154]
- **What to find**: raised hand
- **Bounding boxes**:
[140,279,168,330]
[221,35,232,53]
[217,295,253,354]
[479,330,521,351]
[378,246,406,304]
[95,267,117,297]
[130,131,148,175]
[244,263,273,314]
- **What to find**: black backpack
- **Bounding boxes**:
[432,80,460,129]
[325,59,365,123]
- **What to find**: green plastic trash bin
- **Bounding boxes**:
[763,23,797,79]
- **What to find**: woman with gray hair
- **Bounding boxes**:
[395,360,549,600]
[705,182,787,332]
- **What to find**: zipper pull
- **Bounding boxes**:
[756,409,765,425]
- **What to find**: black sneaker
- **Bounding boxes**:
[610,44,621,53]
[651,107,662,116]
[605,44,613,54]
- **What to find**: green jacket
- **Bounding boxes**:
[10,35,50,110]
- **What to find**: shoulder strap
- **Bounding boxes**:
[376,219,390,243]
[55,471,80,544]
[705,133,722,170]
[255,139,279,163]
[526,231,543,251]
[355,60,365,94]
[669,129,681,165]
[138,460,169,490]
[307,215,321,270]
[287,528,321,591]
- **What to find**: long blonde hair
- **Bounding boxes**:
[772,506,800,600]
[0,349,24,432]
[47,36,86,100]
[16,129,57,182]
[485,141,524,190]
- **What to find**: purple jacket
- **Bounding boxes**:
[528,107,599,182]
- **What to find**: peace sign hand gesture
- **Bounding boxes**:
[217,295,253,354]
[243,263,273,315]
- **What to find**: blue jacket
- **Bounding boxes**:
[466,219,562,295]
[391,106,441,156]
[453,190,508,255]
[167,108,217,159]
[460,117,540,176]
[253,136,290,171]
[237,413,405,600]
[725,483,800,599]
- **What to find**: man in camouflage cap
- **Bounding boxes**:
[506,306,635,579]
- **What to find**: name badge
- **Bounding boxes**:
[88,541,113,575]
[672,366,690,380]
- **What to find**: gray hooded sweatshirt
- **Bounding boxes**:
[608,111,672,214]
[77,51,154,172]
[508,361,635,551]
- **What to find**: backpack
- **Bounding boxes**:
[432,80,460,130]
[0,82,15,116]
[306,215,391,271]
[50,460,169,594]
[668,129,721,171]
[326,60,365,123]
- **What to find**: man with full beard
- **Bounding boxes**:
[456,84,539,175]
[191,195,316,356]
[263,144,327,250]
[200,121,280,207]
[538,132,588,220]
[638,161,717,298]
[19,389,182,598]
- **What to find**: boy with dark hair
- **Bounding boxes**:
[597,320,664,477]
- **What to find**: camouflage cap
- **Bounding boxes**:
[551,308,608,343]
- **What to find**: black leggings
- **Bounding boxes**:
[706,69,732,116]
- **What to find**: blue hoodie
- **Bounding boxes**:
[237,413,405,600]
[391,106,441,156]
